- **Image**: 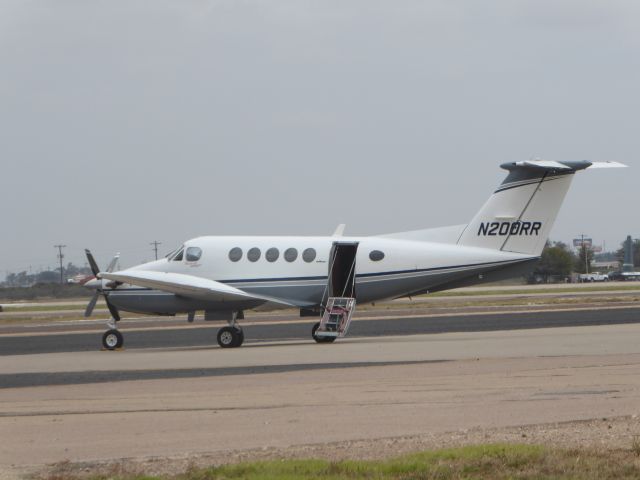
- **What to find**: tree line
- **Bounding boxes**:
[2,262,92,288]
[530,238,639,283]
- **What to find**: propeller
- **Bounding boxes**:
[84,249,121,321]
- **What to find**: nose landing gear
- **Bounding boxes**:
[102,328,124,350]
[102,318,124,350]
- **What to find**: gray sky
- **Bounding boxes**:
[1,0,639,274]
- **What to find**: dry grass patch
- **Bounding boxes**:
[39,444,640,480]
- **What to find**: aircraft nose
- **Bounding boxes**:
[83,278,101,290]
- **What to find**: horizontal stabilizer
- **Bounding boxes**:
[585,161,627,169]
[515,160,572,170]
[503,159,627,172]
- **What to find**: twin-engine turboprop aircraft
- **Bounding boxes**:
[84,160,625,350]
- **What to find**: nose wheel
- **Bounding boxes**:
[217,326,244,348]
[102,328,124,350]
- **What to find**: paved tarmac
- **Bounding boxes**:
[1,305,639,356]
[2,304,640,478]
[2,322,640,475]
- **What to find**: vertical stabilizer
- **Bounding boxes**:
[457,160,625,256]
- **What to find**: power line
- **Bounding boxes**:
[54,244,66,284]
[150,241,162,260]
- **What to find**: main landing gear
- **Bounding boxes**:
[216,312,244,348]
[102,319,124,350]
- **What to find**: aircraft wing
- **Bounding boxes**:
[100,270,301,307]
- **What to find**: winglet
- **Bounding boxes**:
[333,224,346,237]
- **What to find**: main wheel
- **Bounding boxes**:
[235,328,244,347]
[102,329,124,350]
[312,322,336,343]
[217,326,243,348]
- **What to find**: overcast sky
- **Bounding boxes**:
[1,0,638,274]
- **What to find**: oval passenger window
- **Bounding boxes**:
[302,248,316,263]
[266,247,279,262]
[284,248,298,262]
[228,247,242,262]
[247,247,261,262]
[369,250,385,261]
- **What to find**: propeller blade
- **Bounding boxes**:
[85,249,100,277]
[84,292,99,317]
[104,296,121,322]
[105,253,120,273]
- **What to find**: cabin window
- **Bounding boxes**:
[247,247,261,262]
[228,247,242,262]
[284,248,298,262]
[369,250,385,261]
[172,247,184,261]
[186,247,202,262]
[266,247,279,262]
[302,248,316,263]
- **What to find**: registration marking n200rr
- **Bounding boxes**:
[478,221,542,236]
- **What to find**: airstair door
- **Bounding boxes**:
[328,242,358,298]
[315,242,358,339]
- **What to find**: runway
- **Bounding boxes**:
[1,305,640,478]
[1,305,639,356]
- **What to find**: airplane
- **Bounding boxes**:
[84,159,626,350]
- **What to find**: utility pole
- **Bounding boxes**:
[54,245,66,284]
[150,240,162,260]
[580,234,589,274]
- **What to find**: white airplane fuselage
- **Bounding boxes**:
[86,160,625,349]
[105,235,536,316]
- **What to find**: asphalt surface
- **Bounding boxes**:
[0,360,450,389]
[1,306,639,356]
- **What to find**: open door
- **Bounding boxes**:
[315,242,358,339]
[328,242,358,298]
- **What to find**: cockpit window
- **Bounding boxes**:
[186,247,202,262]
[172,247,184,261]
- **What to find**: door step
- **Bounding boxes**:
[315,297,356,338]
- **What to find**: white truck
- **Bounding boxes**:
[579,272,609,282]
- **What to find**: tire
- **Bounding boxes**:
[312,322,336,344]
[235,328,244,347]
[102,329,123,350]
[217,326,242,348]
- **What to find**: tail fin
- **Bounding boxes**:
[457,160,625,256]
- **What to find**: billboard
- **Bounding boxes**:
[573,238,593,248]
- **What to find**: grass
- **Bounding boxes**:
[2,284,639,325]
[359,295,640,311]
[1,304,99,312]
[428,284,640,297]
[43,444,640,480]
[4,284,640,313]
[633,436,640,457]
